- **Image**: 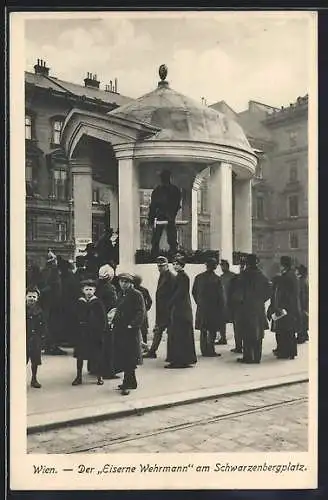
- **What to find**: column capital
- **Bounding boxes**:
[113,143,135,160]
[70,158,92,176]
[220,161,233,169]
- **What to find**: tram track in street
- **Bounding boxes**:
[64,395,307,454]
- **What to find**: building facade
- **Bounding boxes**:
[25,60,131,267]
[209,96,308,277]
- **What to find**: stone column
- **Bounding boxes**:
[71,159,93,247]
[117,157,139,269]
[109,188,119,231]
[191,188,198,251]
[210,162,233,262]
[234,178,252,253]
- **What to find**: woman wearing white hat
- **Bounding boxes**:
[96,264,119,379]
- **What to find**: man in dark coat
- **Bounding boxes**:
[111,273,145,395]
[267,256,301,359]
[192,258,225,357]
[72,279,107,386]
[148,170,181,258]
[144,256,176,359]
[166,255,197,368]
[229,257,246,354]
[295,264,309,344]
[216,259,237,345]
[234,254,271,364]
[134,275,153,347]
[96,264,118,379]
[58,259,81,347]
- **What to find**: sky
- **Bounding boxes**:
[24,12,315,112]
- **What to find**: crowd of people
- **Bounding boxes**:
[26,249,309,396]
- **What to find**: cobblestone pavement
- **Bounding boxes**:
[28,382,308,454]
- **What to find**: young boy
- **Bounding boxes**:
[72,279,107,386]
[133,275,152,352]
[26,286,47,388]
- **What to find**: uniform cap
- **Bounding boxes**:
[80,278,97,287]
[156,256,169,265]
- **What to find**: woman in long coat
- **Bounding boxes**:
[166,255,197,368]
[111,273,145,395]
[96,264,118,379]
[268,256,301,360]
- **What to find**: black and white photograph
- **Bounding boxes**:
[10,10,317,490]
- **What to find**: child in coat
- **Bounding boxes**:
[72,279,107,386]
[26,287,47,388]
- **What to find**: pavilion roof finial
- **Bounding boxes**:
[158,64,169,88]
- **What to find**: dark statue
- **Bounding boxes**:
[148,169,181,258]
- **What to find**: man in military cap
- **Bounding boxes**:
[144,256,176,359]
[148,170,181,258]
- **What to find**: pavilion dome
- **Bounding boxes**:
[108,66,252,152]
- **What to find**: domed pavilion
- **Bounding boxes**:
[61,65,257,272]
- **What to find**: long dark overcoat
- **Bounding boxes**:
[234,268,271,343]
[155,270,176,329]
[136,284,153,330]
[167,270,197,366]
[73,296,107,363]
[96,279,118,376]
[112,288,145,373]
[269,270,301,334]
[298,275,309,332]
[220,270,237,323]
[26,303,47,365]
[192,271,225,331]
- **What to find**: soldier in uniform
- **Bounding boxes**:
[148,170,181,258]
[144,256,176,359]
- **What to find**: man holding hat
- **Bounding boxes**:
[144,256,176,359]
[234,254,271,364]
[192,257,225,357]
[148,169,181,258]
[110,273,145,395]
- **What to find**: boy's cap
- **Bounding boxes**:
[117,273,135,283]
[80,279,97,287]
[156,256,168,265]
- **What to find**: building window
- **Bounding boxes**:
[139,189,152,218]
[289,131,298,147]
[26,163,33,196]
[52,169,68,201]
[55,222,67,242]
[289,231,299,249]
[256,196,265,219]
[257,234,265,251]
[198,186,209,214]
[25,115,32,140]
[255,160,263,179]
[92,188,100,203]
[52,120,63,145]
[288,195,299,217]
[289,164,298,182]
[26,218,36,241]
[92,220,105,243]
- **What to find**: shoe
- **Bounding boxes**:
[231,348,242,354]
[31,380,41,388]
[237,358,251,364]
[217,338,227,345]
[120,388,130,396]
[206,353,221,357]
[143,352,157,359]
[72,377,82,386]
[97,379,104,385]
[164,364,177,369]
[118,382,137,390]
[103,374,120,380]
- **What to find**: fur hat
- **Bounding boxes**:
[26,286,40,297]
[117,273,135,283]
